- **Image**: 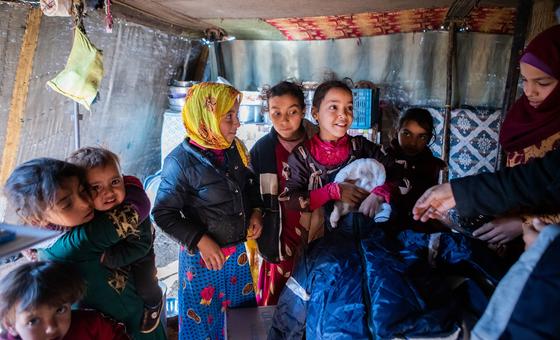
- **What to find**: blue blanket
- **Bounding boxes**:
[270,214,507,339]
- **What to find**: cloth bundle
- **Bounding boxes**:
[47,28,103,110]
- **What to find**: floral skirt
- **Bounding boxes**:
[178,243,256,340]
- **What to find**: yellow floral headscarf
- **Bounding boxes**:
[182,82,249,166]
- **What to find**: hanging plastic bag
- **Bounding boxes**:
[40,0,72,17]
[47,28,103,110]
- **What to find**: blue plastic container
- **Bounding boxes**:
[351,89,373,129]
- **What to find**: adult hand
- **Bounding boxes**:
[358,193,383,218]
[412,183,456,222]
[247,209,263,240]
[522,218,548,249]
[472,216,523,245]
[197,235,225,270]
[338,181,369,207]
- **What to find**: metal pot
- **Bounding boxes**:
[172,80,200,87]
[168,86,189,97]
[263,111,271,125]
[238,106,254,123]
[238,106,262,124]
[168,94,186,111]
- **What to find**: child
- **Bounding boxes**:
[475,24,560,247]
[271,80,407,339]
[3,158,166,339]
[152,82,264,340]
[249,81,317,306]
[0,261,129,340]
[280,80,405,234]
[66,147,163,333]
[386,108,447,231]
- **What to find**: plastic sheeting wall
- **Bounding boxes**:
[220,32,512,108]
[0,2,199,179]
[0,4,28,160]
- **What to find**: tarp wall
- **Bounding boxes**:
[0,3,199,177]
[220,32,513,108]
[0,4,27,160]
[0,2,200,222]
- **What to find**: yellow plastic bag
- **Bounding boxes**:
[47,28,103,110]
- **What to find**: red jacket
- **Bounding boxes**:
[2,310,129,340]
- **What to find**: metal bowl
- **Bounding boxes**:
[172,80,201,87]
[168,86,189,97]
[168,95,186,110]
[239,105,263,124]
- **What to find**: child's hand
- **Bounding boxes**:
[339,181,369,207]
[358,193,384,218]
[523,218,548,250]
[197,235,225,270]
[473,217,523,245]
[22,248,38,261]
[247,209,263,240]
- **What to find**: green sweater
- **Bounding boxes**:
[39,205,166,339]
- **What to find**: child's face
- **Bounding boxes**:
[42,176,94,227]
[86,162,125,211]
[313,88,353,141]
[7,302,72,340]
[397,120,431,156]
[268,94,305,140]
[520,62,558,108]
[219,99,241,144]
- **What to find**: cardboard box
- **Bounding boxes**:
[225,306,276,340]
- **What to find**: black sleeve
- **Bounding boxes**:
[280,145,314,212]
[246,168,264,211]
[152,156,205,251]
[249,142,259,172]
[452,149,560,217]
[249,142,262,195]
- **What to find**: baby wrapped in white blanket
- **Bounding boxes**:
[330,158,392,228]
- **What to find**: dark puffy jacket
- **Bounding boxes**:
[153,139,262,250]
[386,139,447,232]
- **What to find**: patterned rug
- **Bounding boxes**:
[427,107,501,179]
[265,7,516,40]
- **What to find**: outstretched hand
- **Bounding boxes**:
[412,183,456,222]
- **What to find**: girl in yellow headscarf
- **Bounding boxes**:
[153,82,263,340]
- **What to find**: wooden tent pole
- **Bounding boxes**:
[193,45,209,81]
[441,21,456,183]
[0,8,42,186]
[495,0,532,170]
